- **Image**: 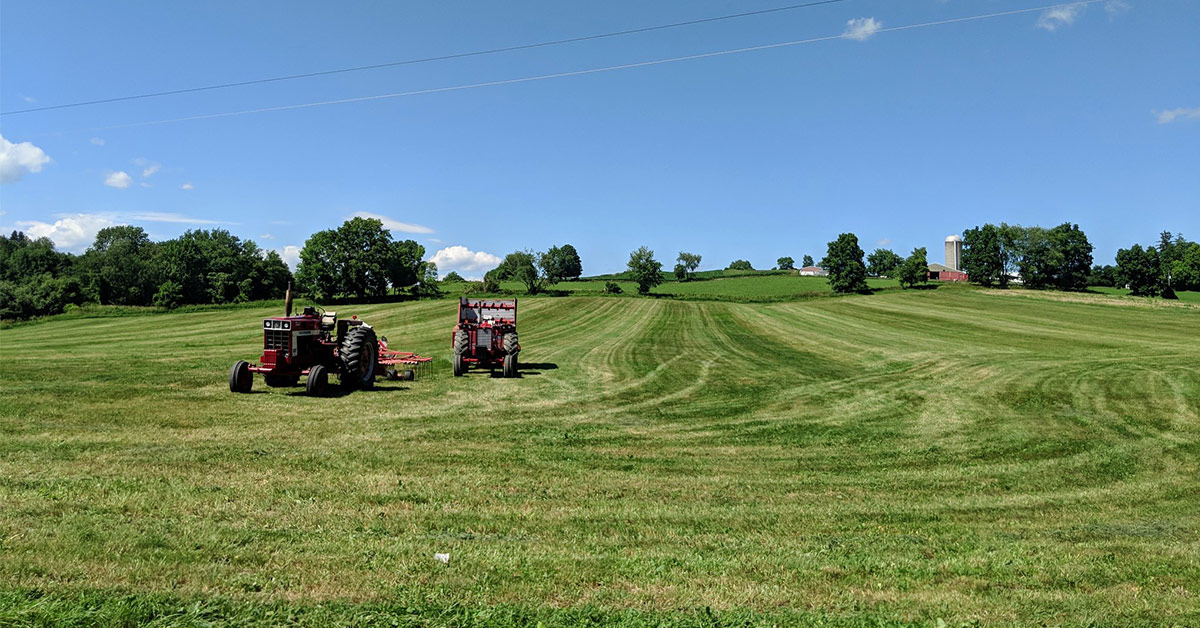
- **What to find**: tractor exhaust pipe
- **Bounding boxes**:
[285,281,293,317]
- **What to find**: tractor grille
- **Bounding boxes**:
[264,329,290,351]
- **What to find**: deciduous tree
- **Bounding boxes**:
[627,246,663,295]
[897,247,929,289]
[822,233,869,294]
[867,248,902,278]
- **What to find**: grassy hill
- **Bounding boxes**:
[442,270,900,300]
[1,286,1198,626]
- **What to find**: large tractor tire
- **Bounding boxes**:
[503,353,518,378]
[340,325,378,390]
[452,329,469,377]
[501,332,519,378]
[229,360,252,393]
[264,373,299,388]
[306,364,329,397]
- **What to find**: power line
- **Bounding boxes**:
[1,0,849,117]
[89,0,1106,132]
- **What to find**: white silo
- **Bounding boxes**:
[945,235,963,271]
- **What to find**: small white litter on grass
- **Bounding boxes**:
[434,552,450,564]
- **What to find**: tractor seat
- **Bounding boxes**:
[321,312,337,331]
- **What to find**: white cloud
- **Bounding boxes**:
[139,182,152,188]
[15,213,115,251]
[259,233,276,240]
[350,211,434,234]
[427,245,502,280]
[875,237,893,247]
[90,137,105,146]
[842,17,882,41]
[279,245,301,270]
[21,95,35,104]
[141,164,161,178]
[1155,107,1200,124]
[104,171,133,188]
[180,183,194,190]
[0,134,52,184]
[125,211,227,225]
[1037,5,1084,31]
[1105,0,1131,15]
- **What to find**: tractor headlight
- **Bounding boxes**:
[264,320,271,329]
[282,321,291,330]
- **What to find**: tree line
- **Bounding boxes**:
[0,217,436,321]
[1106,231,1200,298]
[1,227,292,320]
[7,215,1193,321]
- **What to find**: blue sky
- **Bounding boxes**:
[1,0,1197,278]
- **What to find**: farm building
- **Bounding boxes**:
[928,263,969,282]
[928,235,969,281]
[798,266,828,277]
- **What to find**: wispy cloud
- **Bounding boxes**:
[842,17,882,41]
[350,211,434,234]
[0,133,51,184]
[141,164,161,178]
[180,182,194,190]
[875,238,893,247]
[1105,0,1131,15]
[90,137,105,146]
[1037,4,1084,31]
[1155,107,1200,124]
[104,171,133,188]
[259,233,276,240]
[126,211,228,225]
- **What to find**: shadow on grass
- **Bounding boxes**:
[284,384,411,398]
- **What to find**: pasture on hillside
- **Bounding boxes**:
[441,272,900,299]
[1,287,1198,626]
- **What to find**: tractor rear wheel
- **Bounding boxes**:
[306,364,329,397]
[229,360,252,393]
[264,373,299,388]
[502,332,519,355]
[503,353,518,378]
[340,325,378,390]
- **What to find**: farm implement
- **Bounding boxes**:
[229,290,431,396]
[452,297,520,377]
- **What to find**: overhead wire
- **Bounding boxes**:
[83,0,1106,132]
[1,0,849,116]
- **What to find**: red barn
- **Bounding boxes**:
[927,263,968,282]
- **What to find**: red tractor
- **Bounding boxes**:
[452,297,519,377]
[229,292,430,396]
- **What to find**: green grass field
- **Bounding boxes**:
[2,283,1198,626]
[442,271,900,300]
[1088,286,1200,304]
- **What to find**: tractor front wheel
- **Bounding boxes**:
[503,353,518,378]
[452,329,469,377]
[306,364,329,397]
[229,360,252,393]
[340,325,378,390]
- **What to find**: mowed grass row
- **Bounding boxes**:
[1,288,1198,626]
